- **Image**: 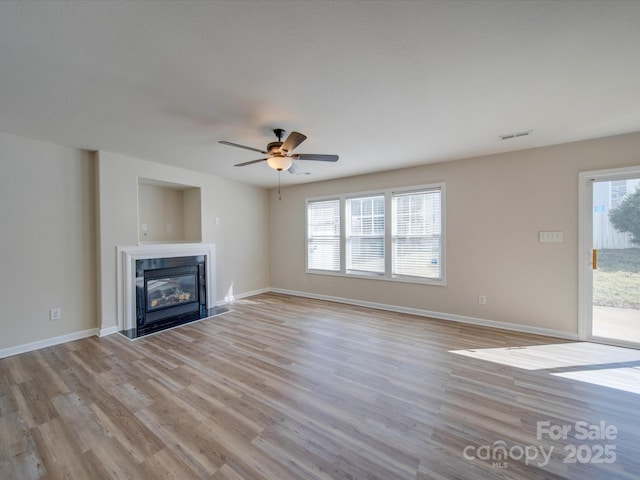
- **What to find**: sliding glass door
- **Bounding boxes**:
[580,167,640,348]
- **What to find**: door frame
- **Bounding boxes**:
[578,165,640,347]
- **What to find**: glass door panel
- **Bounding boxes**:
[592,178,640,344]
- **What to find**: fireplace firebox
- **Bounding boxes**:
[136,255,207,329]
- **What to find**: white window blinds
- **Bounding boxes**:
[307,199,340,271]
[392,188,442,279]
[346,195,385,274]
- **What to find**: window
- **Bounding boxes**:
[392,188,442,279]
[346,195,385,274]
[306,183,444,284]
[306,198,340,271]
[610,180,627,207]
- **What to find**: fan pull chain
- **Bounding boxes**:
[278,171,282,200]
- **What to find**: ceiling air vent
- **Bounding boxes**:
[499,130,533,141]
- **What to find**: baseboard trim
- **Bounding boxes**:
[0,286,577,359]
[99,325,119,337]
[221,287,270,305]
[0,328,100,360]
[269,288,578,341]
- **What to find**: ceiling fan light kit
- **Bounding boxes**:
[266,156,292,171]
[219,128,339,174]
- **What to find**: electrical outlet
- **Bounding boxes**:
[49,308,62,321]
[478,295,487,305]
[166,224,173,232]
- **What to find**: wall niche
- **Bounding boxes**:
[137,177,202,243]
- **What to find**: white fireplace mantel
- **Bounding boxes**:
[116,243,216,331]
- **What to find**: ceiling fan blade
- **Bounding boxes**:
[292,154,339,162]
[219,140,268,154]
[280,131,307,154]
[234,158,268,167]
[287,162,310,175]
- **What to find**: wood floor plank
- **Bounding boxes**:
[84,437,151,480]
[210,463,252,480]
[31,416,101,480]
[139,446,204,480]
[50,393,110,454]
[0,412,46,480]
[1,292,639,479]
[8,385,38,434]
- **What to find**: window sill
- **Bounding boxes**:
[305,269,446,286]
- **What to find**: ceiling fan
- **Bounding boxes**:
[219,128,339,175]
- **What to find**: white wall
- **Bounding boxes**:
[96,151,270,332]
[0,132,96,350]
[269,132,640,338]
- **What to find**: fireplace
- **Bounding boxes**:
[136,255,207,328]
[117,243,227,339]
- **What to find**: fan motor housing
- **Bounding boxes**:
[267,141,283,155]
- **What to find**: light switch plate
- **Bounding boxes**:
[539,231,563,243]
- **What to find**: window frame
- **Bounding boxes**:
[305,197,341,272]
[391,187,443,281]
[345,193,386,276]
[305,183,446,286]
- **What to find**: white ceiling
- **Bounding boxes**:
[1,1,640,188]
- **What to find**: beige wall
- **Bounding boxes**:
[137,184,186,243]
[269,132,640,337]
[3,128,639,350]
[96,151,270,331]
[183,187,203,243]
[137,183,202,243]
[0,132,96,349]
[0,133,269,351]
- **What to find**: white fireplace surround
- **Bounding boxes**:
[116,243,216,331]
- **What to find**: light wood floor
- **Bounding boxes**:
[1,293,639,479]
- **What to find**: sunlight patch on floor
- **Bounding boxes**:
[450,342,640,370]
[552,366,640,395]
